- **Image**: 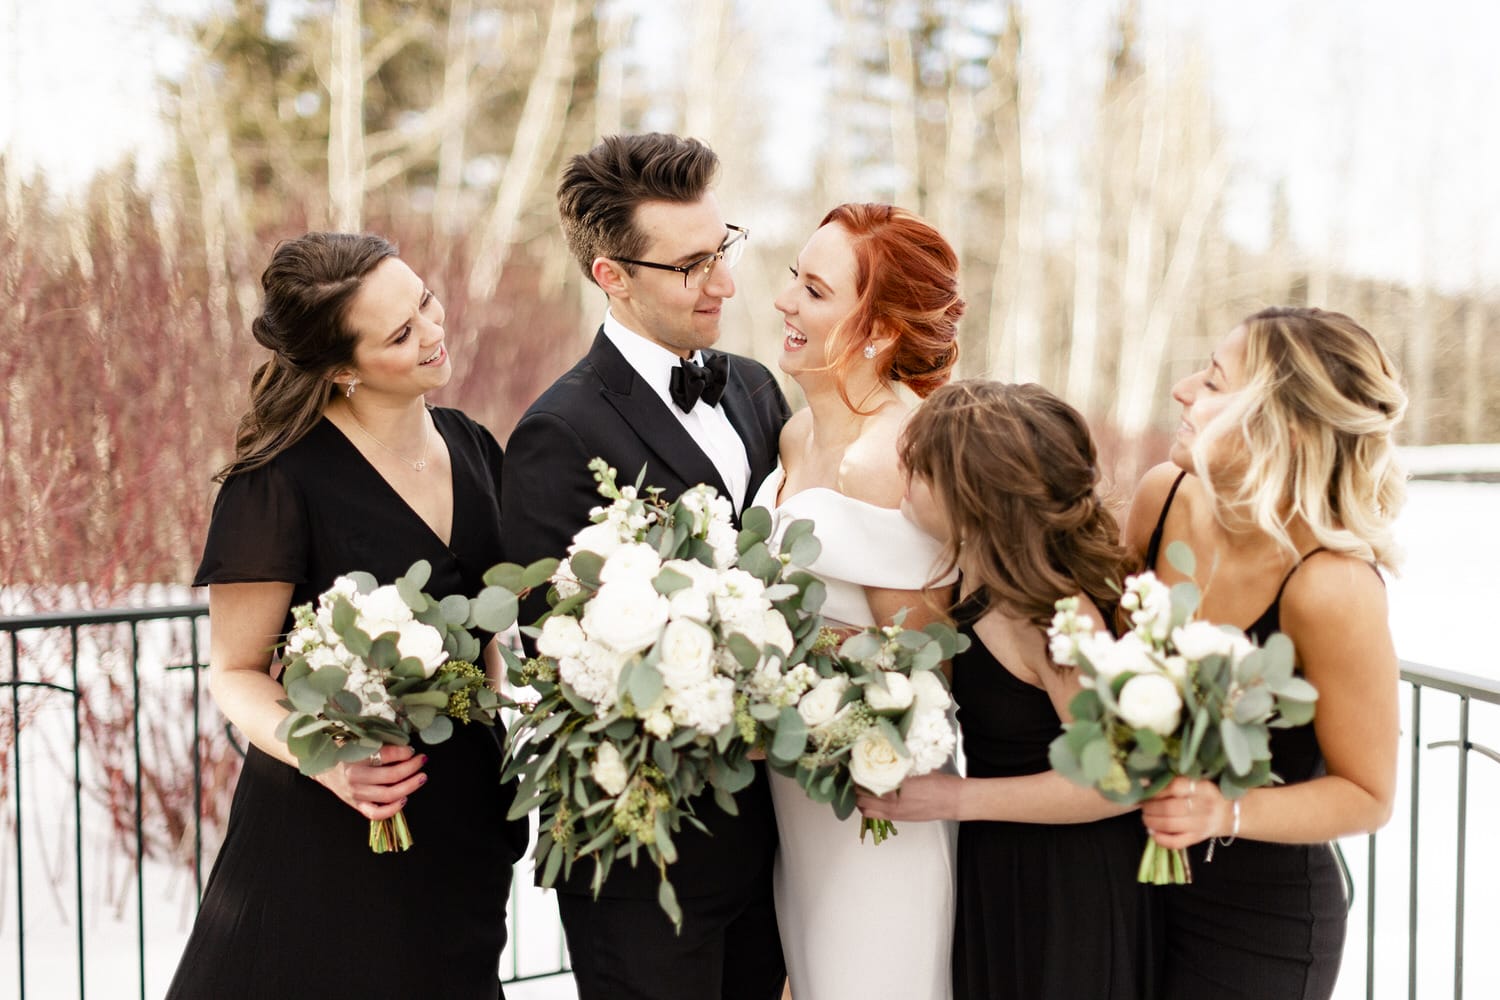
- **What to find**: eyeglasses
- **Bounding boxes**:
[614,224,749,290]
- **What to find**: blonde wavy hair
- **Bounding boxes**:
[1192,307,1408,571]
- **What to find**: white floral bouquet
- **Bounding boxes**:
[1046,542,1318,883]
[749,614,968,844]
[498,460,825,926]
[275,559,536,852]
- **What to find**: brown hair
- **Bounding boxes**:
[1193,306,1407,570]
[816,204,963,410]
[215,232,398,482]
[900,380,1132,626]
[557,133,720,283]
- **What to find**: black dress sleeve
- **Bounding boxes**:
[193,459,309,587]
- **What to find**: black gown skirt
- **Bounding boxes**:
[165,409,529,999]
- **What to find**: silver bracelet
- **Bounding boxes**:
[1204,800,1241,863]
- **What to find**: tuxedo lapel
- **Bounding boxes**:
[588,332,731,497]
[715,351,777,488]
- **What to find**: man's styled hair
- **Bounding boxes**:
[557,133,720,284]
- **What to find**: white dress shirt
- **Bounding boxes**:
[602,312,752,512]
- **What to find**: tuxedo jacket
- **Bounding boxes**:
[500,328,791,900]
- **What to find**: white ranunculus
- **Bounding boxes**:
[537,615,587,661]
[848,729,914,796]
[904,708,958,773]
[590,741,629,796]
[396,619,448,676]
[360,585,414,638]
[600,542,663,585]
[1117,672,1184,736]
[582,579,670,654]
[864,672,915,712]
[1171,621,1240,662]
[797,675,851,728]
[568,520,626,560]
[668,676,736,734]
[656,620,717,692]
[909,670,952,713]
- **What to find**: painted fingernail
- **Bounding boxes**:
[419,774,429,785]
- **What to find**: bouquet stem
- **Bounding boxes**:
[1137,835,1191,884]
[860,817,898,845]
[369,809,414,853]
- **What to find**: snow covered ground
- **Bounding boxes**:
[3,478,1496,999]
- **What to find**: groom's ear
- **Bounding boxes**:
[593,257,630,297]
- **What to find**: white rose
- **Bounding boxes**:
[797,675,850,728]
[668,676,736,734]
[1085,631,1154,683]
[904,708,958,773]
[1171,621,1240,662]
[667,585,712,623]
[590,741,629,796]
[396,619,448,677]
[656,620,716,692]
[600,542,663,585]
[359,585,414,638]
[864,672,915,712]
[909,670,952,712]
[568,520,625,560]
[848,729,914,796]
[537,615,587,660]
[1117,672,1184,736]
[581,579,670,654]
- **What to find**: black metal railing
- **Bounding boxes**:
[0,605,569,1000]
[4,607,1498,999]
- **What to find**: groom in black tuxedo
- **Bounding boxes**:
[499,133,789,1000]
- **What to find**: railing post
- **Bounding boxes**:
[131,623,146,1000]
[72,627,86,1000]
[1453,697,1469,1000]
[1407,684,1421,1000]
[7,631,24,999]
[1366,831,1376,1000]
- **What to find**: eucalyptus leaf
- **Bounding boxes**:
[1169,581,1202,628]
[395,575,429,613]
[439,594,471,625]
[521,558,561,591]
[741,507,773,541]
[346,571,378,594]
[484,563,525,592]
[1220,718,1252,775]
[653,567,693,596]
[725,633,762,672]
[1275,699,1317,727]
[470,587,519,632]
[421,714,454,744]
[1080,739,1114,785]
[1272,677,1319,703]
[1165,540,1197,578]
[800,579,827,615]
[770,707,808,765]
[626,661,665,713]
[658,880,683,930]
[307,665,349,697]
[569,551,604,588]
[1232,685,1275,724]
[787,533,822,567]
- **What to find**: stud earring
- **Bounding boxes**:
[346,380,358,399]
[863,345,877,360]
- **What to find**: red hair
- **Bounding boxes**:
[818,203,964,410]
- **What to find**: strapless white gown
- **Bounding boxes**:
[750,465,958,1000]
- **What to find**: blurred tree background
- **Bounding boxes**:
[3,0,1498,599]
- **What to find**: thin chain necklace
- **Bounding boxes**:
[346,405,431,472]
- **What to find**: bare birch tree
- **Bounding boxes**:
[327,0,367,230]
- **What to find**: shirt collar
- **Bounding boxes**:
[602,310,704,405]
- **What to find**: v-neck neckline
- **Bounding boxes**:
[320,409,458,551]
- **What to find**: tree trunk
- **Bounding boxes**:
[433,0,476,236]
[469,0,580,301]
[327,0,366,230]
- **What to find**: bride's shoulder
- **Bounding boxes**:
[837,405,908,509]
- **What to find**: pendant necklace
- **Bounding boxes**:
[347,406,431,471]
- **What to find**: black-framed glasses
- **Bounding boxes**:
[614,224,749,290]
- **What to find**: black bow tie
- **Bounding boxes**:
[669,353,729,413]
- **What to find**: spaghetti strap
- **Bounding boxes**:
[1271,546,1331,603]
[1144,469,1190,570]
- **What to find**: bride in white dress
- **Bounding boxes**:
[753,204,966,1000]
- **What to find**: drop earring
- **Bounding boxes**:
[862,345,877,360]
[346,380,358,398]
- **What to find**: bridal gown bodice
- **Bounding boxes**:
[750,466,958,1000]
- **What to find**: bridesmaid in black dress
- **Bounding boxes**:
[166,233,528,999]
[1130,307,1406,1000]
[859,380,1157,1000]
